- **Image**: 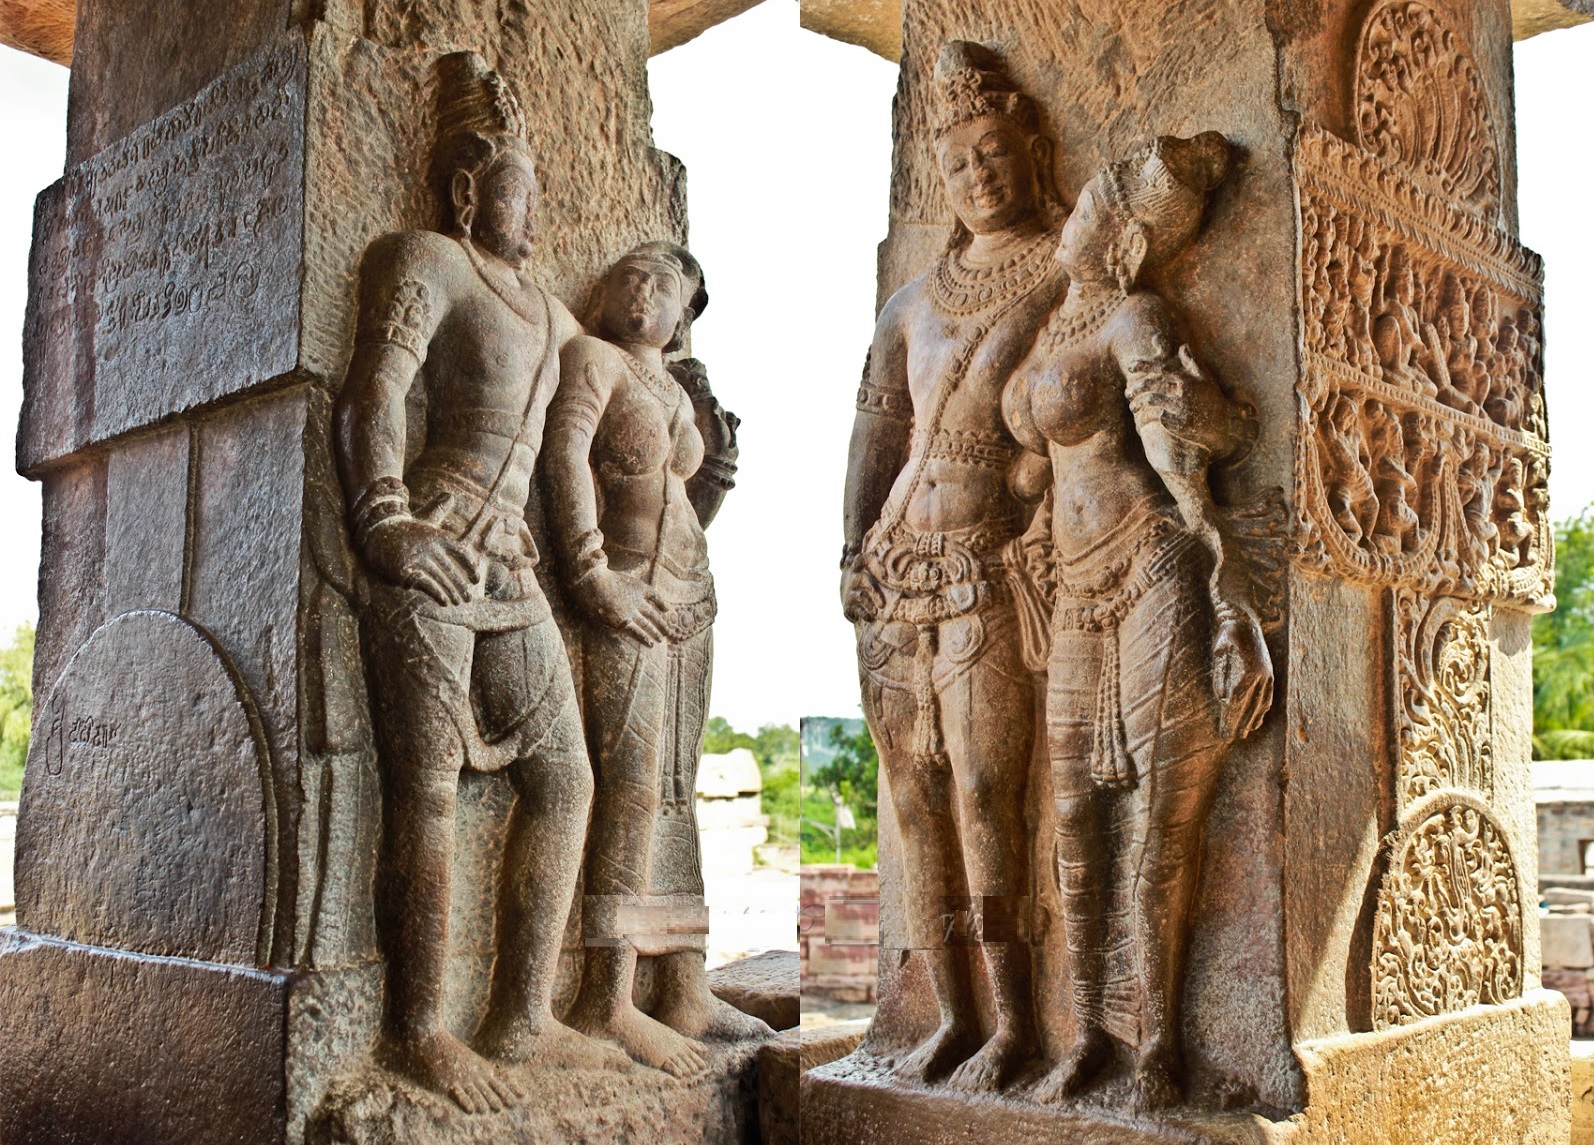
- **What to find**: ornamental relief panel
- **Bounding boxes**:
[1294,126,1551,610]
[1394,589,1491,811]
[1370,791,1523,1031]
[1355,0,1503,222]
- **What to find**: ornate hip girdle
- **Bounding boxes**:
[862,523,1019,772]
[1051,502,1200,792]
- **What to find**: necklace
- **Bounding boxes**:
[618,347,680,406]
[459,235,547,328]
[928,228,1057,317]
[1039,290,1123,352]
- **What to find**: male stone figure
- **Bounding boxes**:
[335,51,622,1114]
[839,41,1066,1092]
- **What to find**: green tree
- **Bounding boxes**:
[1535,508,1594,758]
[801,721,879,867]
[0,622,34,799]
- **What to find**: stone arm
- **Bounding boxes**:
[543,341,671,645]
[672,357,739,529]
[842,300,913,567]
[1117,292,1272,739]
[334,233,482,605]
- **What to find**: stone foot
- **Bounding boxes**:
[1033,1027,1114,1104]
[653,984,774,1043]
[571,1001,710,1079]
[945,1023,1035,1094]
[891,1019,978,1086]
[381,1030,522,1115]
[477,1013,634,1072]
[1129,1044,1184,1112]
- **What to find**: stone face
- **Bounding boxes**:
[15,610,273,963]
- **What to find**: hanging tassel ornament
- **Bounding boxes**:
[1090,623,1136,790]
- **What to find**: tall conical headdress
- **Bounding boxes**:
[933,41,1038,136]
[434,51,526,146]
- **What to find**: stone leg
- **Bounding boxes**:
[650,630,774,1043]
[566,624,710,1078]
[861,668,977,1084]
[936,619,1039,1094]
[360,596,520,1113]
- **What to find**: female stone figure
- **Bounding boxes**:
[840,41,1065,1092]
[545,242,766,1079]
[1002,133,1273,1109]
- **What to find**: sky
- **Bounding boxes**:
[0,4,1588,731]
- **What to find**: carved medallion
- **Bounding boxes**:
[1355,0,1502,220]
[1394,591,1492,808]
[1294,127,1551,610]
[1370,792,1523,1030]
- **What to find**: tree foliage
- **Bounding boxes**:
[0,623,33,799]
[704,717,800,848]
[1534,508,1594,758]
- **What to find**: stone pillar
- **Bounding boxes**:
[809,1,1569,1141]
[0,3,774,1142]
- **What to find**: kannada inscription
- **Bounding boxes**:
[21,36,306,472]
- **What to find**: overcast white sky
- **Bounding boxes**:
[0,4,1587,731]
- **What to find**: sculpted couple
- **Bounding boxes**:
[840,42,1273,1109]
[334,52,762,1114]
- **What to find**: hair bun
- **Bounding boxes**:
[1156,131,1231,195]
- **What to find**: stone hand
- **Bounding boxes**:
[578,568,671,645]
[1212,611,1273,741]
[840,560,885,623]
[362,517,483,605]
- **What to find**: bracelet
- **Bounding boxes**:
[350,477,411,546]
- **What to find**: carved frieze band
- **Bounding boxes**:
[1370,790,1523,1030]
[1295,127,1551,610]
[1394,590,1492,810]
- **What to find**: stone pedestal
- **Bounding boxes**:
[0,3,764,1142]
[810,0,1569,1141]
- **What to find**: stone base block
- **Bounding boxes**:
[708,948,799,1031]
[306,1039,764,1144]
[757,1019,871,1145]
[0,927,291,1145]
[801,993,1570,1145]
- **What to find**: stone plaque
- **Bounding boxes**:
[15,610,275,965]
[21,35,306,473]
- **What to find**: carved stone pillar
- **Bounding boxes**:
[809,1,1569,1141]
[0,3,771,1142]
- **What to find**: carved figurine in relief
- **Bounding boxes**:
[840,41,1065,1092]
[545,242,766,1079]
[333,53,624,1112]
[1322,394,1379,547]
[1430,271,1485,416]
[1004,132,1273,1109]
[1371,244,1437,396]
[1485,315,1524,429]
[1495,454,1532,568]
[1458,438,1502,577]
[1367,402,1420,555]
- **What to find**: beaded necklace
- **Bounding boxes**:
[1038,289,1124,352]
[928,228,1056,317]
[618,347,681,407]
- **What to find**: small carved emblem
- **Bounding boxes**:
[1371,792,1523,1030]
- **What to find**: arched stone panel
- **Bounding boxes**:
[15,610,276,965]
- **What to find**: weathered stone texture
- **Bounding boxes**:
[708,947,800,1031]
[0,929,291,1145]
[15,610,273,963]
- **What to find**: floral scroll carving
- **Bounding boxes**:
[1370,792,1523,1030]
[1394,590,1492,809]
[1294,127,1551,611]
[1355,0,1503,221]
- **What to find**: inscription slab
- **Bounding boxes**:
[14,610,274,964]
[21,35,306,473]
